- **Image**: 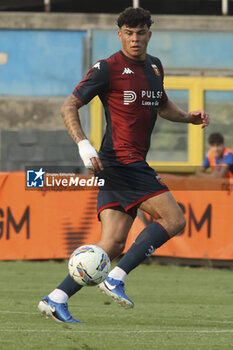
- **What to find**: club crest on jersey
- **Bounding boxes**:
[93,62,101,69]
[151,64,160,76]
[122,67,134,75]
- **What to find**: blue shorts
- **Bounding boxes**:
[97,161,168,220]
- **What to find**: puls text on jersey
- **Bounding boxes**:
[123,90,163,106]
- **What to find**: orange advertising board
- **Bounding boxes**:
[0,172,232,261]
[0,172,101,260]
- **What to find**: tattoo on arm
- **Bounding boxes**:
[61,95,87,144]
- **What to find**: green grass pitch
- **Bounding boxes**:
[0,260,232,350]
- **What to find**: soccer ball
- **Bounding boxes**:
[68,245,110,286]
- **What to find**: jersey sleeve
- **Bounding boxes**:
[202,155,210,168]
[223,152,233,165]
[73,60,110,104]
[156,58,168,106]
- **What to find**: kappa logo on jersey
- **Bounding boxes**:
[151,64,160,76]
[122,67,134,75]
[93,62,101,69]
[123,91,137,105]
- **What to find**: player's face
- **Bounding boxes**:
[118,25,152,61]
[210,143,225,158]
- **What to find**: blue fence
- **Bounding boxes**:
[92,29,233,69]
[0,28,232,97]
[0,30,86,96]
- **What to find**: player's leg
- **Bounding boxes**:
[38,207,133,323]
[116,191,185,274]
[140,191,185,235]
[99,191,186,308]
[97,208,134,260]
[97,208,136,308]
[38,275,83,323]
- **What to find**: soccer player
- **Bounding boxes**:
[38,7,209,323]
[196,132,233,178]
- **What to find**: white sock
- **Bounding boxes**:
[108,266,127,282]
[48,289,69,304]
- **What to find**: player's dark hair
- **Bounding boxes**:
[117,7,153,29]
[208,132,224,145]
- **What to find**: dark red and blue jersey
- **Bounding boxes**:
[73,50,168,166]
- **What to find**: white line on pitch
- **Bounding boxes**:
[0,310,38,315]
[0,329,233,334]
[0,310,232,325]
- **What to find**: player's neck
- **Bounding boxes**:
[121,49,146,62]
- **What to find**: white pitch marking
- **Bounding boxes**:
[0,310,232,325]
[0,310,38,315]
[0,329,233,334]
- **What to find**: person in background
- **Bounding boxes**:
[196,132,233,178]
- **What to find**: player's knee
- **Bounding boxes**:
[172,214,186,236]
[98,237,126,260]
[113,240,126,256]
[165,213,186,238]
[107,241,125,260]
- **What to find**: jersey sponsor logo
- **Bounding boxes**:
[122,67,134,75]
[151,64,160,76]
[141,90,162,106]
[123,90,163,106]
[123,90,137,105]
[142,90,163,99]
[93,62,101,69]
[142,101,159,106]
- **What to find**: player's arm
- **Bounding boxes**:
[60,94,103,172]
[158,99,209,128]
[61,94,86,143]
[195,156,210,177]
[196,164,230,178]
[196,165,208,177]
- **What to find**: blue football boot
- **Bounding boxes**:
[38,296,83,323]
[98,277,134,309]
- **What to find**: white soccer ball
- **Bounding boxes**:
[68,245,110,286]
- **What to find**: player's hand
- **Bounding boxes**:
[90,156,104,173]
[188,110,210,129]
[78,139,104,173]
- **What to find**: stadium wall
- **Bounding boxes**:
[0,13,232,112]
[0,12,233,171]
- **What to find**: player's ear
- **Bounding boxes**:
[118,30,122,42]
[148,31,152,40]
